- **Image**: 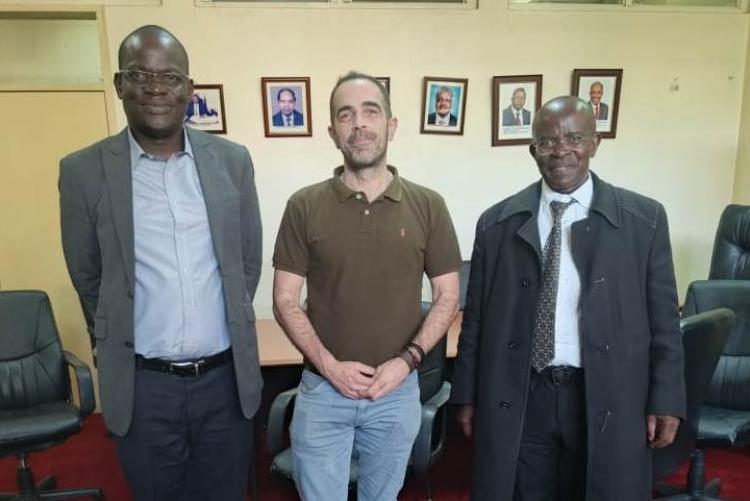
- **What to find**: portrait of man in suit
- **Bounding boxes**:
[59,25,262,501]
[589,81,609,121]
[502,87,532,127]
[185,92,219,124]
[427,85,458,126]
[272,87,305,127]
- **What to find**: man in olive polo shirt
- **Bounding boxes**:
[272,71,461,501]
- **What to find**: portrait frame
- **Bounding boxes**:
[376,77,390,95]
[492,74,543,147]
[261,77,313,138]
[184,84,227,135]
[571,68,623,139]
[420,76,468,136]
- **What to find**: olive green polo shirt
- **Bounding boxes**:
[273,166,461,367]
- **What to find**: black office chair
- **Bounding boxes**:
[682,280,750,450]
[267,303,451,501]
[0,290,103,501]
[652,308,734,500]
[458,260,471,310]
[709,204,750,280]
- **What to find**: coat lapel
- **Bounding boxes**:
[499,181,543,266]
[572,173,621,294]
[102,129,135,294]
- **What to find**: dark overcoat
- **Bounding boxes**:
[451,173,686,501]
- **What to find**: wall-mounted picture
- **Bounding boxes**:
[376,77,390,95]
[420,77,468,135]
[184,84,227,134]
[492,74,543,147]
[572,69,623,139]
[261,77,312,138]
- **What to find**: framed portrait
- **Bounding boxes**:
[376,77,390,95]
[492,75,543,147]
[420,77,468,135]
[184,84,227,134]
[572,69,623,139]
[261,77,312,138]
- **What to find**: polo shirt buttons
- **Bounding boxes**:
[364,209,370,215]
[499,401,512,409]
[356,193,362,200]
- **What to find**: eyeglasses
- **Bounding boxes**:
[117,70,188,88]
[533,133,592,155]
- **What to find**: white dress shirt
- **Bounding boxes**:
[537,175,594,368]
[435,113,450,126]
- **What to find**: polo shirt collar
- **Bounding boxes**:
[331,165,403,203]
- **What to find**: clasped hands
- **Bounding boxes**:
[321,356,411,400]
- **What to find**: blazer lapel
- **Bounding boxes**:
[189,128,232,269]
[102,129,135,294]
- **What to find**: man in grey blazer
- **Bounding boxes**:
[59,25,262,501]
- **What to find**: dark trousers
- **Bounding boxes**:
[513,368,587,501]
[116,361,253,501]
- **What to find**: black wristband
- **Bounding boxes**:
[407,342,426,361]
[396,350,417,371]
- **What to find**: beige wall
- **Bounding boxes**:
[0,19,102,87]
[4,1,748,322]
[735,19,750,204]
[104,0,746,310]
[0,92,109,402]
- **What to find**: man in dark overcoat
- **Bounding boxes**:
[451,96,685,501]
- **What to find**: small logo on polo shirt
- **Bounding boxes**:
[400,228,406,238]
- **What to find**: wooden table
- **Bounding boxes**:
[257,311,463,366]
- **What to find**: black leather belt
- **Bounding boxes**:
[538,366,584,385]
[135,348,232,377]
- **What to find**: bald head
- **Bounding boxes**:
[118,25,189,74]
[529,96,599,194]
[532,96,596,141]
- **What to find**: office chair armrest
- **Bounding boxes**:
[267,388,298,455]
[63,351,96,417]
[411,381,451,476]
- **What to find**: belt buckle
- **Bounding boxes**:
[550,367,568,385]
[170,360,199,376]
[552,366,579,385]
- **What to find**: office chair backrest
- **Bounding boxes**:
[0,291,67,411]
[418,301,447,403]
[458,260,470,310]
[652,308,734,479]
[683,280,750,411]
[709,204,750,280]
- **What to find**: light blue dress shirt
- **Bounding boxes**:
[128,129,230,360]
[537,175,594,368]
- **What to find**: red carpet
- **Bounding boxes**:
[1,414,748,500]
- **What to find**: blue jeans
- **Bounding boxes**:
[291,369,421,501]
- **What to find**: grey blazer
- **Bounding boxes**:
[59,127,263,436]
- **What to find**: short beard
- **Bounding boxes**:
[344,147,387,172]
